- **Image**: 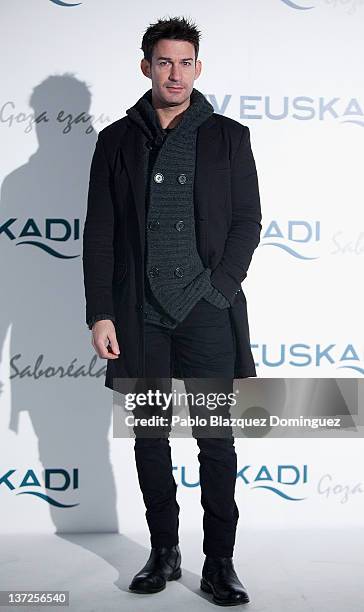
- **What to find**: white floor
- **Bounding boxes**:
[0,529,363,611]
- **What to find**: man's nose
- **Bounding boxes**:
[169,64,182,80]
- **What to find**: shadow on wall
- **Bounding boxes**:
[0,74,119,533]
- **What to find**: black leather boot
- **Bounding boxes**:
[200,556,250,606]
[129,545,182,594]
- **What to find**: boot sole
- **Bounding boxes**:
[200,577,250,606]
[129,567,182,594]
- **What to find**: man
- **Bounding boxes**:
[83,16,261,606]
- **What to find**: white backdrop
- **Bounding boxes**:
[0,0,363,533]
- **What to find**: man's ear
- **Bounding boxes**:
[140,58,151,79]
[195,59,202,80]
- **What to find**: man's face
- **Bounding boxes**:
[141,38,202,107]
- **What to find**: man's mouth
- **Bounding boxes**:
[167,86,183,91]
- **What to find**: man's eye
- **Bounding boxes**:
[159,61,192,66]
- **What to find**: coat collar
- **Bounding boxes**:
[125,87,214,143]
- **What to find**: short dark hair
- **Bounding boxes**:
[141,16,201,64]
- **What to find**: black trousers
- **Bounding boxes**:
[133,298,239,557]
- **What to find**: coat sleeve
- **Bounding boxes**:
[210,126,262,305]
[82,132,115,328]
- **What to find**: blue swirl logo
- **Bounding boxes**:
[280,0,315,9]
[250,485,306,500]
[16,491,79,507]
[49,0,82,6]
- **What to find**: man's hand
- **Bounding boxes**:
[91,319,120,359]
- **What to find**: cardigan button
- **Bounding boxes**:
[148,220,160,230]
[154,172,164,183]
[177,173,187,184]
[175,220,185,231]
[174,266,184,278]
[149,266,160,278]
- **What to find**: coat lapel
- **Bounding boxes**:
[195,115,217,221]
[119,121,148,260]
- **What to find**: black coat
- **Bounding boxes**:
[83,110,262,391]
